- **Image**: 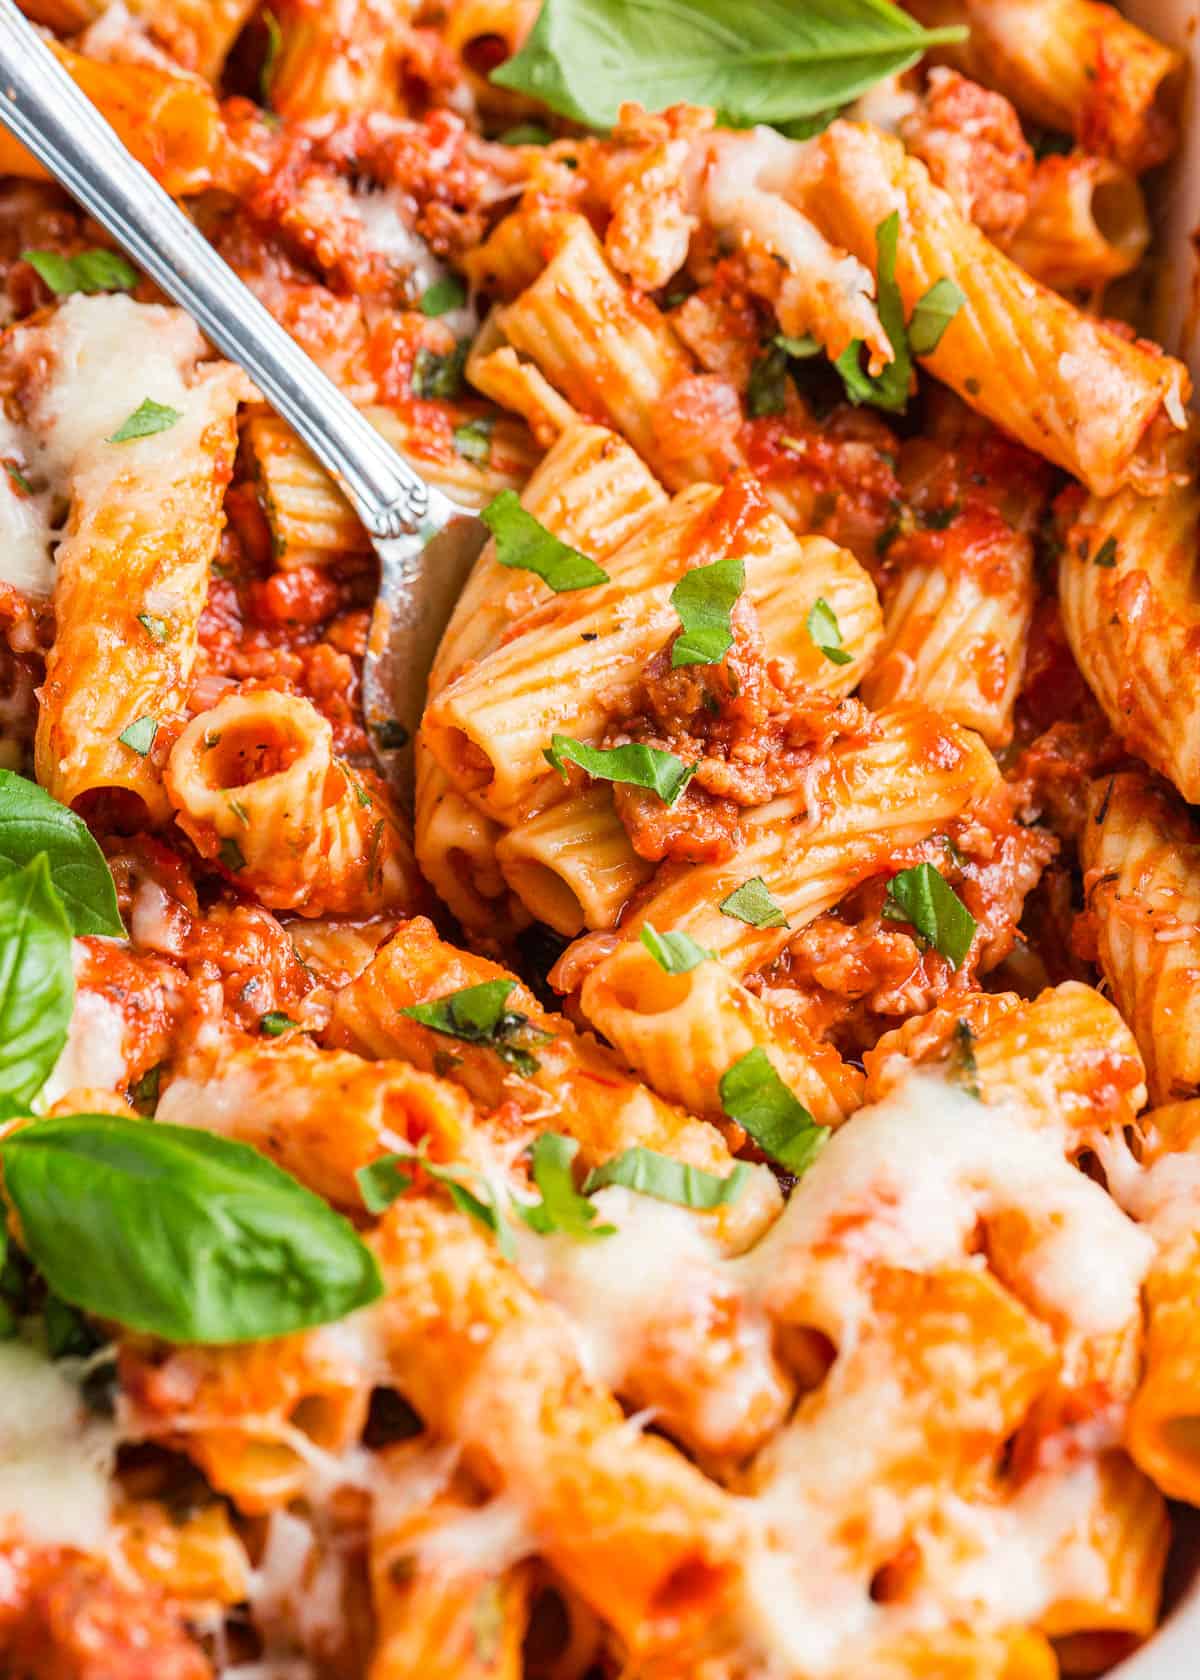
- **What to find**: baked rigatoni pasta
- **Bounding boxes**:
[907,0,1184,170]
[166,686,422,915]
[5,2,1200,1675]
[1080,771,1200,1105]
[8,295,248,823]
[803,120,1190,495]
[1058,461,1200,802]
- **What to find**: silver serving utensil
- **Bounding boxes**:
[0,0,488,802]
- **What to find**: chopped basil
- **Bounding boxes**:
[489,0,963,132]
[0,770,122,935]
[0,856,73,1118]
[639,922,713,974]
[0,1114,383,1342]
[483,490,607,591]
[117,715,157,757]
[453,418,495,465]
[719,876,788,928]
[401,978,548,1078]
[670,557,745,668]
[544,734,696,807]
[3,461,31,495]
[22,247,137,296]
[136,612,169,643]
[882,861,976,969]
[219,836,246,874]
[357,1152,414,1214]
[1092,535,1118,568]
[806,597,852,665]
[356,1141,516,1258]
[108,399,181,443]
[420,275,468,317]
[411,341,468,400]
[583,1147,750,1209]
[834,212,911,413]
[259,1011,299,1036]
[908,276,965,356]
[747,343,790,417]
[519,1132,615,1239]
[718,1047,827,1175]
[775,332,822,358]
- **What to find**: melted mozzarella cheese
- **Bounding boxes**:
[352,187,477,337]
[39,943,130,1108]
[25,293,201,485]
[0,1340,117,1549]
[514,1185,723,1389]
[0,408,53,594]
[738,1073,1153,1340]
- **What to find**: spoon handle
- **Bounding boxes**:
[0,0,454,541]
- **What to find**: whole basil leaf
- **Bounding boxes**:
[882,861,976,970]
[0,1115,384,1343]
[482,491,608,591]
[491,0,963,132]
[718,1047,827,1176]
[0,771,122,935]
[670,557,745,668]
[544,735,696,807]
[0,856,73,1115]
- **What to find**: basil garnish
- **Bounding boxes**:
[806,597,852,665]
[411,342,469,400]
[0,857,73,1118]
[453,418,495,465]
[490,0,963,132]
[0,771,121,935]
[0,1115,382,1342]
[908,276,965,356]
[544,735,695,806]
[882,862,976,969]
[356,1140,516,1259]
[835,212,911,413]
[420,275,468,316]
[583,1146,750,1209]
[482,491,608,591]
[108,399,181,443]
[718,1047,827,1175]
[118,715,157,757]
[639,923,713,974]
[259,1011,299,1037]
[401,979,548,1078]
[22,247,137,296]
[719,876,788,928]
[520,1132,615,1239]
[670,557,745,668]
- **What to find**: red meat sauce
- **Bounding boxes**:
[0,1541,211,1680]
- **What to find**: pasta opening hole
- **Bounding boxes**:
[607,955,691,1016]
[204,720,310,789]
[499,857,585,938]
[1089,173,1148,257]
[462,32,510,76]
[74,786,152,835]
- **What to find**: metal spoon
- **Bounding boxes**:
[0,0,488,802]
